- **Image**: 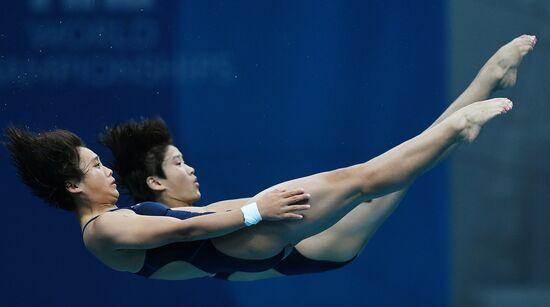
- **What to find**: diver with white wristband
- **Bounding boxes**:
[240,202,263,226]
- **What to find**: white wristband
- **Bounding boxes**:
[240,202,262,226]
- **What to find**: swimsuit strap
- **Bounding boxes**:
[82,207,121,233]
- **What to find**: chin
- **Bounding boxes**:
[111,191,120,202]
[194,191,201,201]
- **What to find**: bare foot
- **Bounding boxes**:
[452,98,513,142]
[477,35,537,90]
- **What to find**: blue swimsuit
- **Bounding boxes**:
[83,202,353,279]
[83,202,285,277]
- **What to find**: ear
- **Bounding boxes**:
[146,176,166,192]
[65,181,82,194]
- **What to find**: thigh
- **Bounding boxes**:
[212,165,370,259]
[294,202,384,261]
[295,190,405,260]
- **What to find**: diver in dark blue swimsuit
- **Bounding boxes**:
[81,202,287,277]
[101,119,359,280]
[81,200,353,279]
[99,34,539,279]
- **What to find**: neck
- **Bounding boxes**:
[157,195,192,208]
[75,200,118,228]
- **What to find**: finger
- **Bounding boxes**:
[282,188,305,198]
[283,213,304,220]
[284,193,310,204]
[285,204,311,212]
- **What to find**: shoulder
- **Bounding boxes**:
[87,209,136,242]
[130,202,170,216]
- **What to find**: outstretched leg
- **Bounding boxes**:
[212,35,535,281]
[292,34,536,262]
[212,97,513,263]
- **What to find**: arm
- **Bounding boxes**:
[93,189,310,250]
[203,198,252,212]
[170,198,252,213]
[94,209,253,250]
[174,190,302,217]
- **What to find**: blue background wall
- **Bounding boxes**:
[0,1,448,306]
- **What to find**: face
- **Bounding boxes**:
[74,147,119,205]
[156,145,201,205]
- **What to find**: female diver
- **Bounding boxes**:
[100,35,537,281]
[5,35,535,281]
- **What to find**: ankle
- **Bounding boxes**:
[447,112,469,140]
[475,66,501,91]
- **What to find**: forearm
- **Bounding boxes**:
[203,198,253,212]
[169,198,253,213]
[182,210,248,241]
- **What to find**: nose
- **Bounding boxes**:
[105,165,113,177]
[186,164,195,175]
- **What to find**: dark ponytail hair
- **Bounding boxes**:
[100,118,173,203]
[5,127,85,211]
